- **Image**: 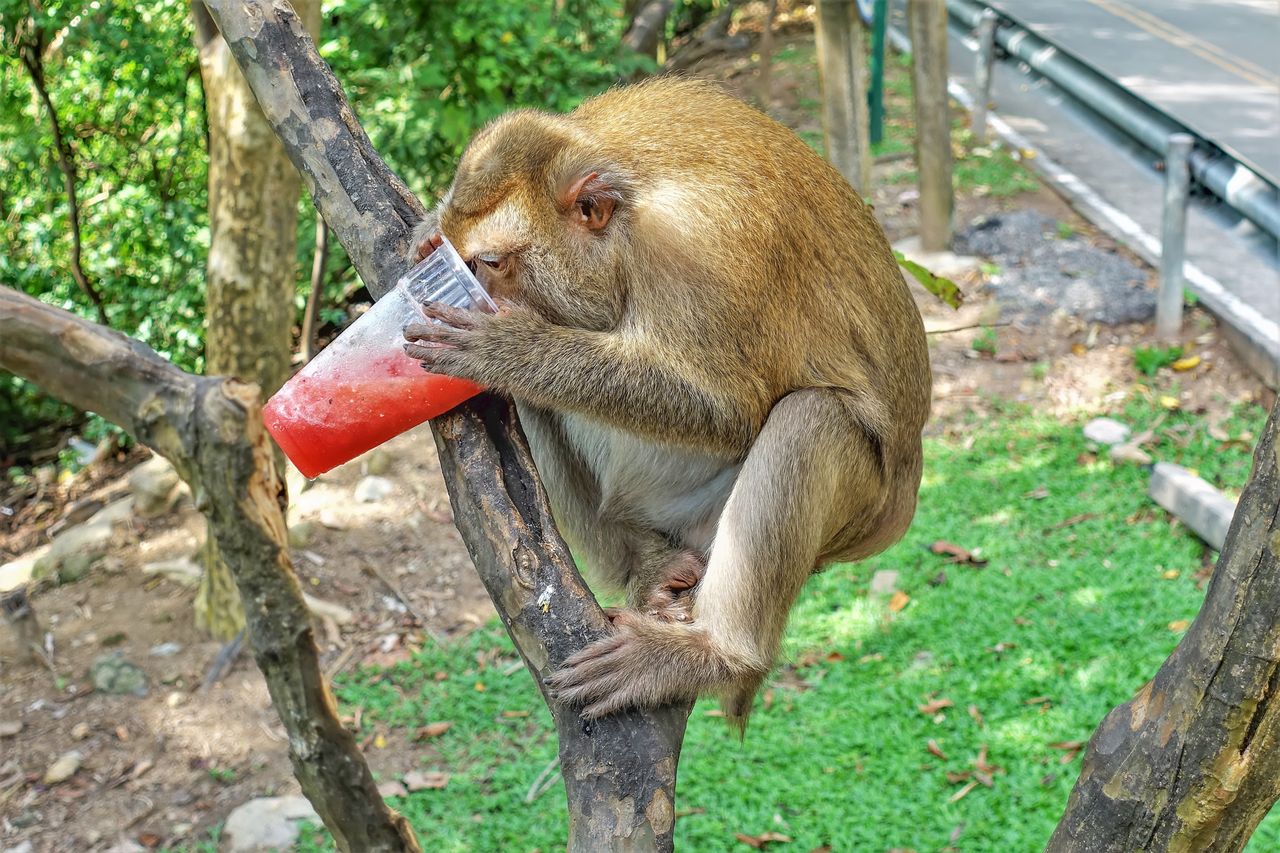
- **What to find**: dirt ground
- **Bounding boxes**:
[1,14,1273,853]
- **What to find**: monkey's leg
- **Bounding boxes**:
[548,389,885,720]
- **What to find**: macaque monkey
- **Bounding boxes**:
[404,78,931,722]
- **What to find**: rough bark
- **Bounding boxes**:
[623,0,676,58]
[191,0,321,639]
[907,0,954,251]
[196,0,690,847]
[0,286,421,853]
[1050,399,1280,852]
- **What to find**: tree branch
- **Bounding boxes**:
[18,39,109,326]
[1050,398,1280,851]
[0,286,421,853]
[193,1,689,848]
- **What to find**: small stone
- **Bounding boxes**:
[102,841,147,853]
[57,552,97,585]
[869,569,900,597]
[48,518,114,562]
[90,653,149,697]
[128,455,181,517]
[43,749,82,784]
[166,692,185,708]
[366,449,393,476]
[71,722,91,740]
[1109,443,1153,466]
[222,795,320,853]
[0,719,22,737]
[288,521,316,549]
[354,475,394,503]
[1083,417,1131,446]
[149,642,184,657]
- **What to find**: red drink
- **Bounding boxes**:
[262,238,496,479]
[263,353,482,479]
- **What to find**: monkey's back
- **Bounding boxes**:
[571,78,931,476]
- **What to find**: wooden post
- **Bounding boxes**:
[816,0,871,193]
[908,0,954,251]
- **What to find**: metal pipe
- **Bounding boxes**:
[1158,134,1194,341]
[947,0,1280,240]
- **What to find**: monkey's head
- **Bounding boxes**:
[430,110,636,331]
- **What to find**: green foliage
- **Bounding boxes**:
[293,399,1274,852]
[1055,220,1076,240]
[1133,344,1184,377]
[0,0,640,455]
[972,326,998,355]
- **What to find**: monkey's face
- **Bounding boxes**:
[433,113,630,332]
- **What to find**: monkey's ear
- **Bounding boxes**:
[561,171,616,232]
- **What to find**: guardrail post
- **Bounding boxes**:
[817,0,872,193]
[1157,133,1194,342]
[973,8,998,143]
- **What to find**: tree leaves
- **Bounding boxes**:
[894,251,963,309]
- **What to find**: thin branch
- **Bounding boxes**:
[302,213,329,363]
[18,42,109,326]
[926,321,1013,335]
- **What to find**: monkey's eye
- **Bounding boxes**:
[474,253,508,273]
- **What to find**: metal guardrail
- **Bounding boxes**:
[946,0,1280,242]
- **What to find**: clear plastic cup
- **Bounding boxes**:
[263,237,496,479]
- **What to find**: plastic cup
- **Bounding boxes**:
[263,237,496,478]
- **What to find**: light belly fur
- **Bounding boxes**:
[561,412,739,553]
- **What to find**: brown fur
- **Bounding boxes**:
[403,77,931,723]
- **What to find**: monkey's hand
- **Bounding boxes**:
[546,610,761,719]
[402,300,545,388]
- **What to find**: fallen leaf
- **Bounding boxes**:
[945,771,972,784]
[825,651,845,663]
[1071,342,1087,356]
[1169,619,1191,632]
[378,780,408,798]
[1046,512,1097,531]
[888,591,910,612]
[705,709,727,717]
[373,734,387,749]
[1024,696,1053,705]
[1172,355,1201,371]
[975,744,1004,775]
[928,541,988,566]
[137,833,161,849]
[808,847,833,853]
[1159,395,1181,410]
[763,689,775,711]
[928,571,947,587]
[1023,486,1050,500]
[404,769,450,791]
[858,652,884,664]
[501,710,530,719]
[989,642,1017,654]
[927,739,948,760]
[735,831,793,848]
[918,698,955,715]
[415,722,454,740]
[948,780,978,803]
[677,807,707,817]
[968,705,985,728]
[974,770,994,787]
[474,681,486,692]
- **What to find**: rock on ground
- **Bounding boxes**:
[1083,417,1131,446]
[222,795,320,853]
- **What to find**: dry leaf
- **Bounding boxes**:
[378,780,408,798]
[1048,740,1083,751]
[1023,486,1050,500]
[945,771,972,784]
[1162,569,1180,580]
[404,769,450,791]
[1024,696,1052,705]
[927,739,948,760]
[809,847,833,853]
[415,722,453,739]
[825,651,845,663]
[928,541,988,566]
[888,591,910,612]
[1169,619,1191,632]
[501,710,530,719]
[373,734,387,749]
[1047,512,1097,531]
[975,744,1004,775]
[918,698,954,715]
[948,780,978,803]
[1159,395,1181,410]
[858,653,884,664]
[1070,342,1087,356]
[968,704,985,728]
[735,831,792,848]
[1172,355,1201,371]
[705,709,727,717]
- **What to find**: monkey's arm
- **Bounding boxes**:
[404,303,762,455]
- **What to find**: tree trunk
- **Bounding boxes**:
[191,0,321,638]
[1050,398,1280,851]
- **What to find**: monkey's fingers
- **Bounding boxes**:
[416,300,479,329]
[413,232,443,263]
[403,322,466,346]
[403,343,466,375]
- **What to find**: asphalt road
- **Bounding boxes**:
[985,0,1279,183]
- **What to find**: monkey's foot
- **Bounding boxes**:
[546,610,764,719]
[633,551,706,622]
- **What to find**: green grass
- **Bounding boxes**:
[292,397,1274,852]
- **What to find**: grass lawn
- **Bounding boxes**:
[294,395,1275,852]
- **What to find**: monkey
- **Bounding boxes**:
[402,77,931,724]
